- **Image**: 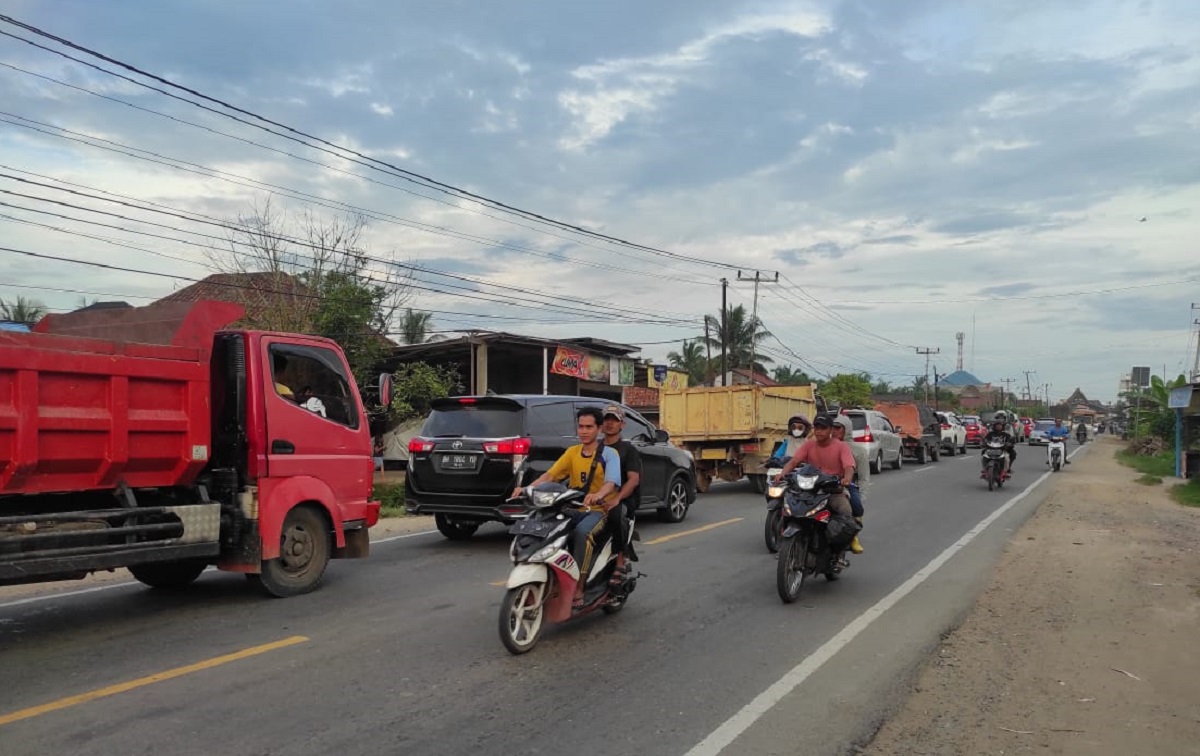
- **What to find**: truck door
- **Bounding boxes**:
[262,340,371,502]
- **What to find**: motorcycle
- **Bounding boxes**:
[764,465,785,553]
[775,464,859,604]
[498,482,637,654]
[1048,438,1066,472]
[1076,427,1088,444]
[980,438,1010,491]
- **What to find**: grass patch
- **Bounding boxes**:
[1170,479,1200,507]
[374,482,407,518]
[1116,449,1175,478]
[1137,474,1164,486]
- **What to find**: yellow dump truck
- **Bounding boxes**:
[659,384,821,493]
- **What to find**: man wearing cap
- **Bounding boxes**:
[601,404,641,570]
[774,414,855,520]
[830,415,867,554]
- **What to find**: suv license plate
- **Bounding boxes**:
[441,454,477,470]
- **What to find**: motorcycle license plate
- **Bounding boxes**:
[509,519,557,536]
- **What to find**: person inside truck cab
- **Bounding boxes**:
[272,353,295,399]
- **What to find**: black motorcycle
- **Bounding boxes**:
[775,464,859,604]
[981,438,1009,491]
[763,464,786,553]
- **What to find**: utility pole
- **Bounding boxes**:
[1191,303,1200,381]
[915,347,940,403]
[720,277,728,386]
[738,270,779,383]
[1023,370,1036,401]
[934,366,940,410]
[703,318,714,386]
[1000,377,1017,410]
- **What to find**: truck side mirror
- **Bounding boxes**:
[378,373,394,408]
[654,428,670,443]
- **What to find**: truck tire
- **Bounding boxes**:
[435,513,481,540]
[695,473,712,494]
[129,559,207,590]
[749,474,767,494]
[250,505,331,598]
[916,445,927,464]
[931,444,940,461]
[891,451,902,470]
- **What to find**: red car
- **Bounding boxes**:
[963,415,984,446]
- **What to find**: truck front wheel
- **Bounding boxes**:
[129,559,207,590]
[250,505,331,598]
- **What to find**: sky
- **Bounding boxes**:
[2,0,1199,402]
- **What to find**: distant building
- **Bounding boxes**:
[715,368,779,387]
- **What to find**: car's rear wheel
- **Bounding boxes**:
[946,442,956,457]
[891,451,902,470]
[435,513,481,540]
[870,452,882,475]
[658,476,691,523]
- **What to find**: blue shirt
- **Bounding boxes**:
[1046,425,1070,441]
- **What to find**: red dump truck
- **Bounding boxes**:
[0,300,386,597]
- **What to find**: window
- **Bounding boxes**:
[526,402,577,437]
[269,344,358,428]
[623,413,654,441]
[422,405,524,438]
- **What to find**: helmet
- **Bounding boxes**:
[788,415,811,428]
[992,410,1008,423]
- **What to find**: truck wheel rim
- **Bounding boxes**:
[280,523,316,572]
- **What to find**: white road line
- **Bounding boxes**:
[1,529,440,610]
[910,466,935,474]
[684,445,1083,756]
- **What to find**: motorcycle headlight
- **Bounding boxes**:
[796,475,819,491]
[767,484,786,498]
[530,490,560,509]
[530,535,568,563]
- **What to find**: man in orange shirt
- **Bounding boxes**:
[774,414,855,518]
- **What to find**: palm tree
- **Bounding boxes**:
[397,308,435,345]
[667,339,708,386]
[772,365,813,386]
[0,296,47,325]
[703,305,772,375]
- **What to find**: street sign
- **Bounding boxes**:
[1168,386,1194,409]
[1131,366,1151,388]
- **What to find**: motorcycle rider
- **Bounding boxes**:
[774,414,855,520]
[600,404,641,573]
[514,406,621,605]
[1075,420,1088,444]
[1046,417,1072,465]
[830,415,867,555]
[981,412,1017,478]
[770,415,812,464]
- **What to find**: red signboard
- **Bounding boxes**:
[551,346,588,378]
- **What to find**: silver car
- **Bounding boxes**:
[841,409,904,473]
[1028,419,1056,446]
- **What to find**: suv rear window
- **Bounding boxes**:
[421,404,523,438]
[846,414,868,430]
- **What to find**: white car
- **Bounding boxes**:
[841,409,904,473]
[935,411,968,456]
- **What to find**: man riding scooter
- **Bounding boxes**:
[1047,418,1072,465]
[980,412,1017,479]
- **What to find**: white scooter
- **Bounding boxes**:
[498,482,638,654]
[1047,438,1066,472]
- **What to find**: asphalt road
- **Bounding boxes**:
[0,441,1089,756]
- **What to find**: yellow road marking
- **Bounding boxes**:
[490,580,507,586]
[643,517,743,546]
[0,635,309,727]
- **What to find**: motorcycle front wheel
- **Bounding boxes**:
[764,508,782,553]
[499,581,547,655]
[777,532,810,604]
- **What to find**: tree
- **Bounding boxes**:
[398,308,435,345]
[772,365,813,386]
[703,305,772,374]
[871,379,893,396]
[207,198,412,383]
[0,296,47,324]
[667,339,709,386]
[390,362,462,422]
[821,373,873,409]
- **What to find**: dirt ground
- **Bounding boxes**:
[861,436,1200,756]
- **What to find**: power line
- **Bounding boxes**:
[0,15,744,272]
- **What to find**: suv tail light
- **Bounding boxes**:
[940,423,951,430]
[853,431,874,443]
[408,437,435,454]
[483,437,531,455]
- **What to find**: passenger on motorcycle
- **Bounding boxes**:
[513,406,621,605]
[773,414,855,519]
[830,415,867,555]
[1046,418,1072,464]
[981,412,1017,476]
[600,404,640,572]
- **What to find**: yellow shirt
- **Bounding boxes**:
[545,444,622,509]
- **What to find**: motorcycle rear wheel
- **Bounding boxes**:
[499,581,547,655]
[777,533,809,604]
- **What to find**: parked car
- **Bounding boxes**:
[841,408,903,473]
[935,411,968,456]
[1028,419,1057,446]
[405,395,697,539]
[962,415,984,447]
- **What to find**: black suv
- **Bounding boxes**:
[405,395,697,539]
